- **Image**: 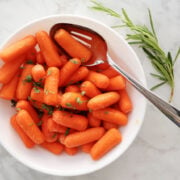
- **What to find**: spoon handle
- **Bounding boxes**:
[108,56,180,127]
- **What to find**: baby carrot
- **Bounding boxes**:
[44,67,59,105]
[91,128,122,160]
[64,147,78,156]
[54,29,92,62]
[106,75,126,91]
[61,92,89,111]
[31,64,45,82]
[85,71,110,89]
[36,51,45,64]
[0,55,25,84]
[59,58,81,87]
[81,142,95,153]
[80,81,101,98]
[16,110,45,144]
[118,90,133,114]
[16,64,34,100]
[36,31,62,67]
[87,92,120,110]
[0,71,20,100]
[41,142,64,155]
[65,85,80,93]
[64,127,105,148]
[103,121,119,130]
[88,113,101,127]
[10,114,35,148]
[101,67,119,78]
[52,110,88,131]
[0,35,36,62]
[26,47,37,63]
[59,55,68,66]
[59,134,66,145]
[92,108,128,125]
[30,87,44,102]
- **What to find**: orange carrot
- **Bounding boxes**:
[81,142,95,153]
[54,29,92,62]
[88,113,101,127]
[64,147,78,155]
[31,64,45,82]
[44,67,59,105]
[26,47,37,63]
[30,87,44,102]
[59,58,81,87]
[52,110,88,131]
[36,31,62,67]
[65,85,80,93]
[56,92,63,105]
[41,142,64,155]
[106,75,126,91]
[0,55,25,84]
[87,92,120,110]
[92,108,128,125]
[118,90,133,114]
[61,92,89,111]
[91,128,122,160]
[101,67,119,78]
[0,35,36,62]
[59,134,66,145]
[16,110,45,144]
[103,121,119,130]
[64,127,105,148]
[16,64,34,100]
[16,100,40,124]
[36,51,45,64]
[10,114,35,148]
[0,71,20,100]
[85,71,110,89]
[80,81,101,98]
[59,55,68,66]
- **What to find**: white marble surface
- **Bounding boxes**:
[0,0,180,179]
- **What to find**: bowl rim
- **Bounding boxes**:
[0,14,147,176]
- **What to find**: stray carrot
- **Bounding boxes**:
[0,55,25,84]
[16,64,34,100]
[36,31,62,67]
[16,110,45,144]
[87,92,120,110]
[64,127,105,148]
[10,114,35,148]
[80,81,101,98]
[61,92,89,111]
[41,142,64,155]
[65,85,80,93]
[30,87,44,102]
[91,128,122,160]
[64,147,78,156]
[0,35,36,62]
[59,58,81,87]
[54,29,92,62]
[85,71,110,89]
[52,110,88,131]
[31,64,45,82]
[81,142,95,153]
[92,108,128,125]
[101,67,119,78]
[36,51,45,64]
[88,113,101,127]
[44,67,59,105]
[103,121,119,130]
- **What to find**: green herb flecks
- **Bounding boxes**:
[23,75,33,83]
[16,107,21,111]
[41,104,54,115]
[26,60,35,64]
[33,87,40,93]
[70,59,79,64]
[104,111,109,114]
[64,128,70,136]
[81,91,86,96]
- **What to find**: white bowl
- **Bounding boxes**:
[0,15,147,176]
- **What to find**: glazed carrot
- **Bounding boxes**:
[80,81,101,98]
[36,31,62,67]
[87,92,120,110]
[59,55,68,66]
[81,142,95,153]
[59,134,66,145]
[118,89,133,114]
[66,66,89,85]
[88,113,101,127]
[101,67,119,78]
[44,67,59,105]
[0,71,20,100]
[91,128,122,160]
[0,35,36,62]
[36,51,45,64]
[106,75,126,91]
[41,142,64,155]
[0,55,25,84]
[92,108,128,125]
[30,87,44,102]
[16,110,45,144]
[103,121,119,130]
[41,114,58,143]
[31,64,45,82]
[65,85,80,93]
[85,71,110,89]
[61,92,89,111]
[16,100,40,124]
[54,29,92,62]
[64,147,78,155]
[10,115,35,148]
[52,110,88,131]
[56,92,63,105]
[59,58,81,87]
[64,127,105,148]
[16,64,34,100]
[26,47,37,63]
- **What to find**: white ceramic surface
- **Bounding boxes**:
[0,15,146,176]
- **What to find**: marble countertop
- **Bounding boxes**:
[0,0,180,179]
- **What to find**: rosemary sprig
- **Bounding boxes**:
[90,0,180,102]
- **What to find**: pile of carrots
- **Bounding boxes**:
[0,28,132,160]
